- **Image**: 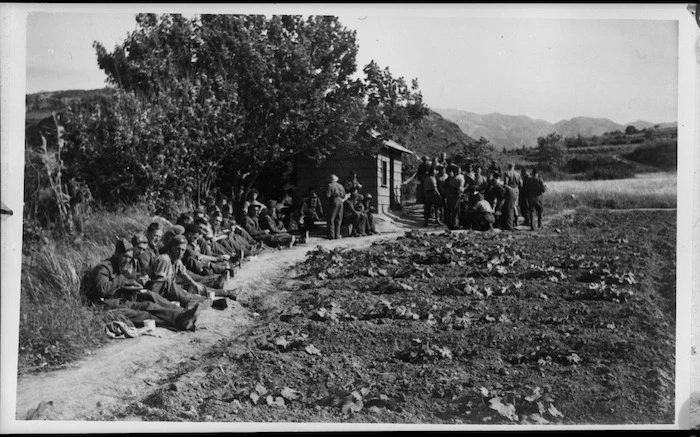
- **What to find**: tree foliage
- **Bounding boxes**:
[59,13,428,207]
[452,137,496,170]
[536,132,566,171]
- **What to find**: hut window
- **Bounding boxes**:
[381,160,388,186]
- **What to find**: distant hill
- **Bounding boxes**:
[401,110,477,160]
[434,108,677,151]
[25,88,116,127]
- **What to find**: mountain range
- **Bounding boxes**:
[434,108,677,151]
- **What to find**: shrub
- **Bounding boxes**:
[584,166,636,181]
[623,140,677,172]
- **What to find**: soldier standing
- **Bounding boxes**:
[502,163,523,226]
[325,174,346,240]
[523,168,547,230]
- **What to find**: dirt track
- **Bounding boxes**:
[15,213,413,421]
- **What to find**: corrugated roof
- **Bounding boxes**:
[382,138,414,155]
[369,129,414,155]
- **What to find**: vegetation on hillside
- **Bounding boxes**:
[25,88,116,127]
[501,126,676,181]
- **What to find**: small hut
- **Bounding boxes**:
[295,132,414,214]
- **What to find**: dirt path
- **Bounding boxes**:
[14,215,414,421]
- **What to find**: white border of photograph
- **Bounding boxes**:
[1,2,696,432]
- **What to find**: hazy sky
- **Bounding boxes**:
[25,4,680,125]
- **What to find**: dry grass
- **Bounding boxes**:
[19,203,159,373]
[545,172,676,211]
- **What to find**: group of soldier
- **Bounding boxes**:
[416,154,546,232]
[82,196,305,332]
[82,176,384,333]
[322,171,379,240]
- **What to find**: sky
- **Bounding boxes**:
[24,4,681,126]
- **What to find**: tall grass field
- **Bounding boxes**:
[545,172,676,211]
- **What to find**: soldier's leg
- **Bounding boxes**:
[423,197,431,225]
[327,204,336,239]
[334,203,344,239]
[120,300,190,329]
[169,281,206,307]
[357,213,367,236]
[136,290,181,309]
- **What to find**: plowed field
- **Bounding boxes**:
[95,208,675,425]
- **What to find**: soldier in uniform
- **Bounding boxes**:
[445,164,465,230]
[300,187,324,234]
[83,238,202,331]
[422,166,442,226]
[519,168,531,227]
[523,168,547,230]
[324,174,346,240]
[502,163,523,226]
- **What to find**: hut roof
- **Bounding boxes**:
[369,129,414,155]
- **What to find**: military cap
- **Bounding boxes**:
[171,235,188,247]
[115,238,133,254]
[131,233,148,245]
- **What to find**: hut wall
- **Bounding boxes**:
[295,146,406,215]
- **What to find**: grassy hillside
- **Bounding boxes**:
[502,126,677,181]
[402,109,477,159]
[25,88,116,127]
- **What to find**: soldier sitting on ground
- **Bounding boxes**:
[360,193,378,235]
[342,193,368,237]
[300,187,324,234]
[83,238,202,331]
[138,222,164,272]
[259,200,296,247]
[244,203,293,248]
[473,192,496,231]
[181,223,231,290]
[209,211,255,258]
[148,235,237,303]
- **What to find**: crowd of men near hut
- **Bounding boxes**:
[414,154,547,232]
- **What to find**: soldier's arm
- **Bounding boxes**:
[174,259,201,289]
[182,250,208,275]
[148,256,171,282]
[90,265,128,299]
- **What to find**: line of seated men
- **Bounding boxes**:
[81,201,275,332]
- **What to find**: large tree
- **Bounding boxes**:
[62,13,427,207]
[536,132,567,171]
